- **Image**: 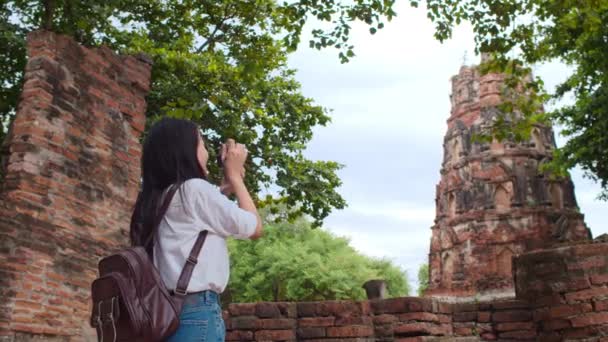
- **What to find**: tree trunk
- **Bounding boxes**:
[42,0,55,30]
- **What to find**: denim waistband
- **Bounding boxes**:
[187,290,219,303]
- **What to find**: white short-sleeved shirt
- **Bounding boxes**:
[153,178,257,294]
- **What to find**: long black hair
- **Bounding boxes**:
[130,117,206,253]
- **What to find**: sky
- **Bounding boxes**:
[287,3,608,293]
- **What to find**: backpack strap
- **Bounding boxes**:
[174,230,208,296]
[148,183,209,296]
[143,184,180,251]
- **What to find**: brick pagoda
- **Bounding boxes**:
[425,59,591,301]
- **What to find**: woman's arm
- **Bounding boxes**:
[223,139,263,239]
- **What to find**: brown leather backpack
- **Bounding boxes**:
[90,186,207,342]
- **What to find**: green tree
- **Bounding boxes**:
[0,0,399,225]
[417,263,429,296]
[424,0,608,199]
[225,216,410,303]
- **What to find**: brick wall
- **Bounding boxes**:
[515,241,608,340]
[0,31,151,341]
[224,239,608,342]
[224,298,542,341]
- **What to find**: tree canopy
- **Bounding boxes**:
[425,0,608,199]
[4,0,606,209]
[1,0,398,225]
[225,215,410,303]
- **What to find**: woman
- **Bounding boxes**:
[129,118,263,341]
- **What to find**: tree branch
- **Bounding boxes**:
[196,4,233,53]
[196,17,230,53]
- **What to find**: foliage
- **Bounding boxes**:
[0,0,399,225]
[225,216,410,303]
[417,263,429,296]
[424,0,608,199]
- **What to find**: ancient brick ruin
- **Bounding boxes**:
[425,62,591,301]
[1,32,607,342]
[0,31,151,341]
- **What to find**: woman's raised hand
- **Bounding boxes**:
[221,139,247,183]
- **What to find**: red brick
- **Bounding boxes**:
[570,312,608,327]
[590,274,608,285]
[498,329,537,339]
[453,311,477,322]
[594,299,608,311]
[297,327,326,339]
[254,329,295,341]
[370,298,408,314]
[394,322,448,336]
[316,301,362,317]
[228,303,256,316]
[372,314,398,325]
[561,326,600,339]
[255,318,296,330]
[452,302,478,312]
[496,321,535,331]
[492,310,532,322]
[14,301,42,311]
[326,325,374,337]
[567,255,607,270]
[335,315,372,326]
[231,316,257,330]
[299,316,335,327]
[565,287,608,302]
[398,312,439,322]
[255,303,281,318]
[478,311,491,322]
[491,300,530,310]
[481,332,498,340]
[542,319,571,331]
[548,303,593,318]
[454,327,473,336]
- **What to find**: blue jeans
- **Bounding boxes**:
[166,291,225,342]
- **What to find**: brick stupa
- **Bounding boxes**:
[425,58,591,301]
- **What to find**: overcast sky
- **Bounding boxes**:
[288,3,608,293]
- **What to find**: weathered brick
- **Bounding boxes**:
[491,300,530,310]
[0,32,150,342]
[231,316,258,330]
[373,314,398,325]
[255,303,282,318]
[297,327,326,339]
[254,329,295,341]
[335,315,372,326]
[591,274,608,285]
[548,303,592,318]
[255,318,296,330]
[541,319,571,331]
[495,321,535,331]
[297,302,318,317]
[229,303,256,316]
[570,312,608,328]
[478,311,491,323]
[594,299,608,311]
[492,310,532,322]
[394,322,448,336]
[453,311,477,322]
[498,329,537,339]
[299,316,335,327]
[326,325,374,338]
[397,312,439,323]
[565,287,608,302]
